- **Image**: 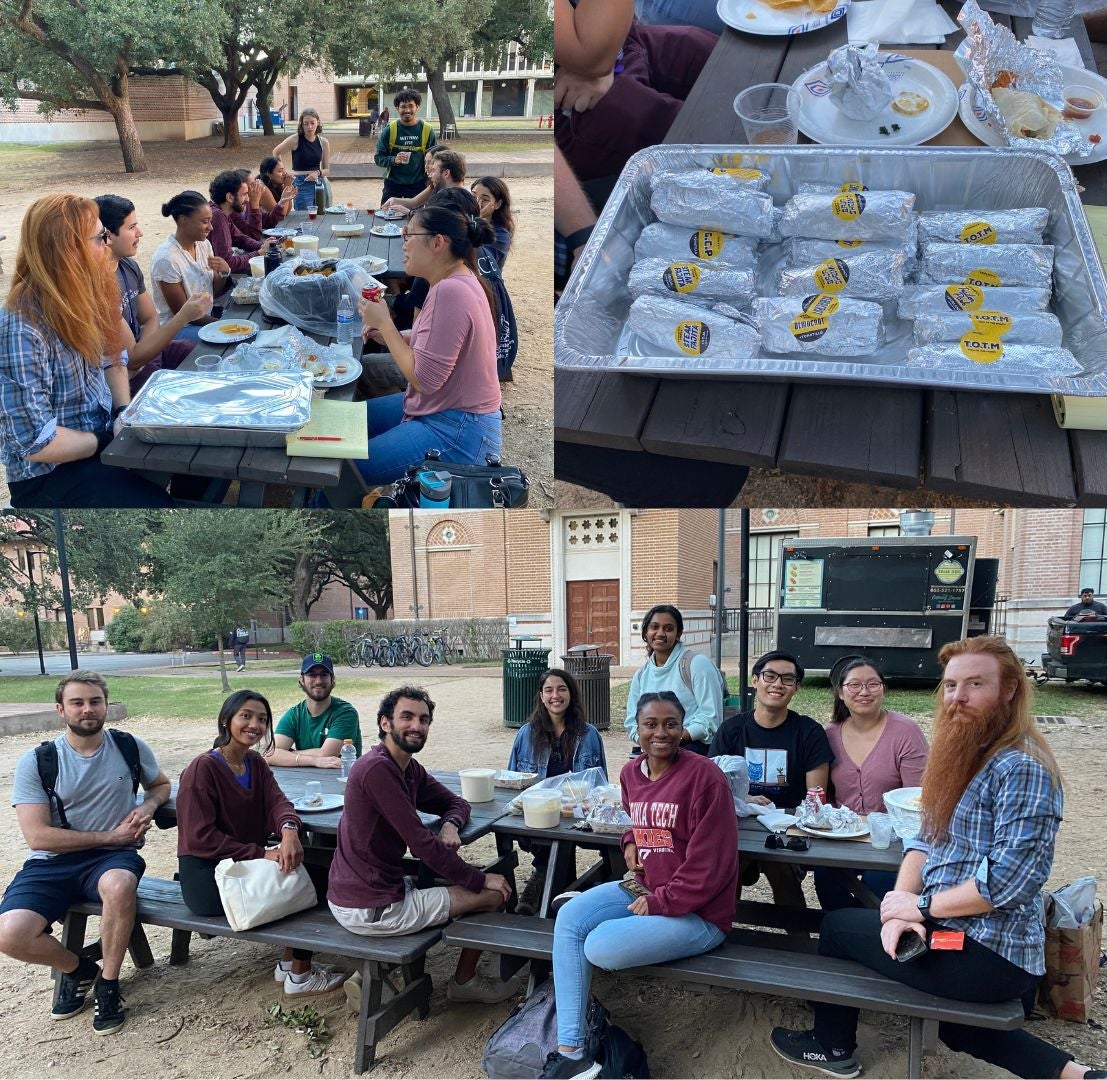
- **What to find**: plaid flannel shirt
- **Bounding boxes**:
[905,746,1062,975]
[0,308,113,484]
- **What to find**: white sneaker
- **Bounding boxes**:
[274,960,338,984]
[344,969,362,1012]
[447,974,522,1004]
[284,967,346,999]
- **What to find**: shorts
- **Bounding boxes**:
[0,848,146,928]
[330,878,450,936]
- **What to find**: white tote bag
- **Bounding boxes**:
[214,857,317,931]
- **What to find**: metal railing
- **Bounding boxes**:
[722,607,775,657]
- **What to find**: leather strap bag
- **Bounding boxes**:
[214,857,317,931]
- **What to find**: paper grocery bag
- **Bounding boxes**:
[1039,899,1103,1023]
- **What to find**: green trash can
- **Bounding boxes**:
[561,645,613,731]
[502,641,549,728]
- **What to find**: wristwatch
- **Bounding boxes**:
[916,893,932,917]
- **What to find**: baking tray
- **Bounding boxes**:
[554,145,1107,396]
[120,369,314,446]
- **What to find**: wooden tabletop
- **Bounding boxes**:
[555,3,1107,506]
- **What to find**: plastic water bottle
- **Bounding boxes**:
[1032,0,1076,38]
[340,739,357,779]
[336,295,357,353]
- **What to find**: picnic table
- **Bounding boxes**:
[555,2,1107,506]
[101,208,404,506]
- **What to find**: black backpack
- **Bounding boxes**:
[589,996,651,1079]
[477,245,518,380]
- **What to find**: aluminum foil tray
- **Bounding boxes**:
[120,369,314,446]
[555,145,1107,396]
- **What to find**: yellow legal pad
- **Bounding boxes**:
[286,399,369,458]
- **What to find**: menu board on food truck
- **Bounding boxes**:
[782,559,824,608]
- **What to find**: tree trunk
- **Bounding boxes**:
[221,106,243,149]
[289,553,314,622]
[256,83,274,137]
[217,634,231,692]
[104,82,148,173]
[423,65,459,138]
[368,595,391,620]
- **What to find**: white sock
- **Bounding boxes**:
[288,969,309,983]
[278,959,292,972]
[563,1048,585,1061]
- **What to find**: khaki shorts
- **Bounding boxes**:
[330,879,451,936]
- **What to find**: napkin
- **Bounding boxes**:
[847,0,959,45]
[1024,35,1086,69]
[255,324,298,349]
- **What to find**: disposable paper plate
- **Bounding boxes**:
[294,793,344,812]
[332,223,365,236]
[797,823,870,840]
[717,0,848,36]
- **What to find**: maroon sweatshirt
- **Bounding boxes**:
[207,201,262,273]
[231,203,289,241]
[328,742,486,908]
[176,751,300,861]
[620,750,739,934]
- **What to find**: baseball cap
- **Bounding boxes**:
[300,653,334,675]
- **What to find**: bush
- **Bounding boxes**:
[288,620,363,659]
[139,606,200,653]
[106,606,145,652]
[0,606,66,654]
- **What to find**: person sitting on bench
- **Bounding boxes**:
[0,671,170,1036]
[771,636,1105,1080]
[263,654,361,768]
[175,689,346,999]
[540,692,738,1080]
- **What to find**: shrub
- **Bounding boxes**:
[106,606,145,652]
[0,606,65,654]
[139,606,200,653]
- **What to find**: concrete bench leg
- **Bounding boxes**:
[353,959,433,1074]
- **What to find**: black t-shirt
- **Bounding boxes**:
[545,733,573,780]
[1063,600,1107,618]
[709,709,833,810]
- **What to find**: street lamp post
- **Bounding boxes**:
[26,549,49,677]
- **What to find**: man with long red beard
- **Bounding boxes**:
[770,636,1104,1080]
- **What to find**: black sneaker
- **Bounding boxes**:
[51,957,100,1021]
[770,1027,861,1078]
[515,870,546,917]
[92,979,126,1035]
[539,1051,602,1079]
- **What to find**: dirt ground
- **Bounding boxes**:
[0,138,553,507]
[0,672,1102,1079]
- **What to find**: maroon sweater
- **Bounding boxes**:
[620,750,739,934]
[207,201,262,273]
[176,751,300,861]
[231,204,289,241]
[328,743,486,908]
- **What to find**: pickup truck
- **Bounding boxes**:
[1041,614,1107,685]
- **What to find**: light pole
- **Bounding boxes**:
[26,549,49,676]
[53,510,79,671]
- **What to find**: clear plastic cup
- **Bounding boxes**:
[193,354,221,372]
[868,811,893,849]
[733,83,802,145]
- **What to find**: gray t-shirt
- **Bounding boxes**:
[11,732,161,859]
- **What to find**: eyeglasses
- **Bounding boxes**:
[757,670,799,687]
[89,229,110,246]
[765,834,809,851]
[401,228,436,240]
[842,680,884,693]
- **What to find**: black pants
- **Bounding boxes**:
[381,179,427,203]
[812,908,1071,1079]
[232,642,247,667]
[9,454,175,508]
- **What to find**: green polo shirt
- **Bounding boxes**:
[275,697,362,754]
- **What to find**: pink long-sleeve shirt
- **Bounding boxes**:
[826,710,929,815]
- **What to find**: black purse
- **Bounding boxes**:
[386,450,529,509]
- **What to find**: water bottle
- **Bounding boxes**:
[340,739,357,779]
[1032,0,1076,38]
[263,247,281,276]
[418,469,452,509]
[336,295,357,353]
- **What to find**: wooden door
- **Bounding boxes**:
[566,579,620,663]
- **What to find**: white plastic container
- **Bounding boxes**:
[459,768,495,803]
[318,246,341,258]
[520,788,562,829]
[249,255,267,278]
[883,786,923,840]
[292,234,319,255]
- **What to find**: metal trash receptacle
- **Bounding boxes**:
[561,644,613,731]
[359,117,372,136]
[502,640,549,728]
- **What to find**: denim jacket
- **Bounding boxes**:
[506,723,608,780]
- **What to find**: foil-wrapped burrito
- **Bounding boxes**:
[777,249,906,301]
[753,294,884,356]
[635,222,759,270]
[826,43,894,121]
[779,190,916,242]
[917,208,1049,246]
[788,237,915,265]
[918,242,1054,289]
[912,310,1064,347]
[906,342,1083,377]
[628,257,757,305]
[651,171,777,238]
[707,165,771,191]
[897,283,1052,318]
[627,294,760,357]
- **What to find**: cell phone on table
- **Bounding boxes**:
[619,874,650,901]
[895,929,928,963]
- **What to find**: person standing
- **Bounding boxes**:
[263,654,361,768]
[231,625,250,672]
[274,108,331,211]
[375,90,437,204]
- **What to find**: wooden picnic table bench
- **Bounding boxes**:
[445,913,1025,1079]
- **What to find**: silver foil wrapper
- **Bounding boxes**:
[777,249,907,300]
[826,43,894,121]
[627,294,760,357]
[779,190,916,242]
[788,237,915,264]
[651,171,777,238]
[628,257,758,305]
[906,342,1084,376]
[917,208,1049,246]
[912,310,1064,346]
[918,242,1055,288]
[898,283,1052,318]
[753,295,885,356]
[634,222,759,270]
[707,165,771,191]
[955,0,1093,159]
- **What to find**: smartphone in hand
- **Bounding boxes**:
[895,930,928,963]
[619,874,650,901]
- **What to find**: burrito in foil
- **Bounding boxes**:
[917,208,1049,246]
[912,311,1064,347]
[906,342,1083,377]
[651,171,777,238]
[707,165,771,191]
[627,294,760,358]
[753,294,884,356]
[788,237,915,265]
[779,190,916,242]
[628,257,757,305]
[898,283,1052,319]
[635,222,760,271]
[825,43,894,121]
[777,249,906,301]
[919,242,1054,289]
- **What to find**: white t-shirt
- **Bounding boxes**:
[150,235,215,323]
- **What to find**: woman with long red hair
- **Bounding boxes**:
[0,195,173,507]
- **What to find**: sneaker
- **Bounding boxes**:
[770,1028,861,1079]
[92,979,126,1036]
[539,1051,602,1079]
[51,957,100,1021]
[550,891,581,917]
[515,870,547,917]
[344,969,362,1012]
[283,967,346,999]
[274,960,339,984]
[446,973,521,1004]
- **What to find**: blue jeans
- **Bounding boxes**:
[293,175,318,211]
[354,393,502,486]
[634,0,725,33]
[552,881,725,1048]
[813,868,898,913]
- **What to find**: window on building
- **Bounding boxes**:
[868,524,901,537]
[1080,509,1107,594]
[85,607,105,630]
[750,531,800,608]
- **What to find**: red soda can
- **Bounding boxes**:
[805,786,826,811]
[361,284,384,303]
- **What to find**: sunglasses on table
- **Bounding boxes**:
[765,834,809,851]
